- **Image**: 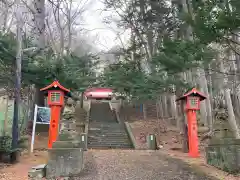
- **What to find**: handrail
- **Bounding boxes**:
[84,100,91,135]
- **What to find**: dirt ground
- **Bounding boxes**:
[128,119,209,150]
[0,149,219,180]
[76,149,217,180]
[0,150,47,180]
[0,120,239,180]
[0,134,48,180]
[128,119,240,180]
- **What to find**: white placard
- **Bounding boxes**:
[81,135,84,142]
[150,135,153,141]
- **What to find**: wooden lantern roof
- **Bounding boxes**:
[40,80,70,93]
[176,88,206,102]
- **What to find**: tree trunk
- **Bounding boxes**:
[207,64,214,113]
[170,90,178,125]
[196,68,208,125]
[3,95,9,135]
[200,68,213,130]
[158,96,164,118]
[32,0,46,106]
[80,92,84,108]
[180,101,188,153]
[142,103,147,120]
[162,94,168,118]
[224,89,240,138]
[220,59,240,138]
[12,0,23,149]
[156,101,159,120]
[33,0,46,51]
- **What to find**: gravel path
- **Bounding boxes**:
[77,149,216,180]
[0,149,218,180]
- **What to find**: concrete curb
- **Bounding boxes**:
[84,102,90,151]
[124,122,137,149]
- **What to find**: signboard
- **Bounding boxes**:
[31,104,51,153]
[36,106,51,124]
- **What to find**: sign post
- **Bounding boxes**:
[40,80,70,148]
[176,88,206,158]
[30,104,38,153]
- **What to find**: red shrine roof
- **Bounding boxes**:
[40,80,70,92]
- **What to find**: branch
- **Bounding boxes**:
[45,19,58,53]
[22,47,38,52]
[224,38,240,56]
[21,0,36,14]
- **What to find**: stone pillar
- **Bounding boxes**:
[46,105,84,178]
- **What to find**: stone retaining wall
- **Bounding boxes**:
[206,138,240,173]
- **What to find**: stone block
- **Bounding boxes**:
[62,113,75,120]
[209,138,240,145]
[76,123,85,133]
[58,133,74,141]
[52,141,81,148]
[46,148,84,178]
[28,164,46,179]
[58,130,78,141]
[60,120,76,130]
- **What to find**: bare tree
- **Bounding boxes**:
[46,0,94,56]
[0,0,16,33]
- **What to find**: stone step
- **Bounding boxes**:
[88,133,129,136]
[88,139,130,142]
[89,128,126,131]
[88,142,132,146]
[88,139,131,143]
[88,141,132,145]
[89,125,125,128]
[88,135,129,139]
[88,130,127,134]
[88,140,131,143]
[88,135,132,141]
[88,136,130,140]
[89,121,119,124]
[88,127,125,130]
[89,128,127,131]
[88,129,126,132]
[88,138,130,141]
[89,122,121,125]
[88,144,133,149]
[89,132,128,135]
[88,143,132,147]
[88,137,131,141]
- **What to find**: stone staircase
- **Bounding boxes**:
[87,101,133,149]
[89,101,117,123]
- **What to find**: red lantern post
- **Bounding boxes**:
[40,81,70,148]
[176,88,206,158]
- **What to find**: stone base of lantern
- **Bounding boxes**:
[45,102,86,178]
[46,148,84,178]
